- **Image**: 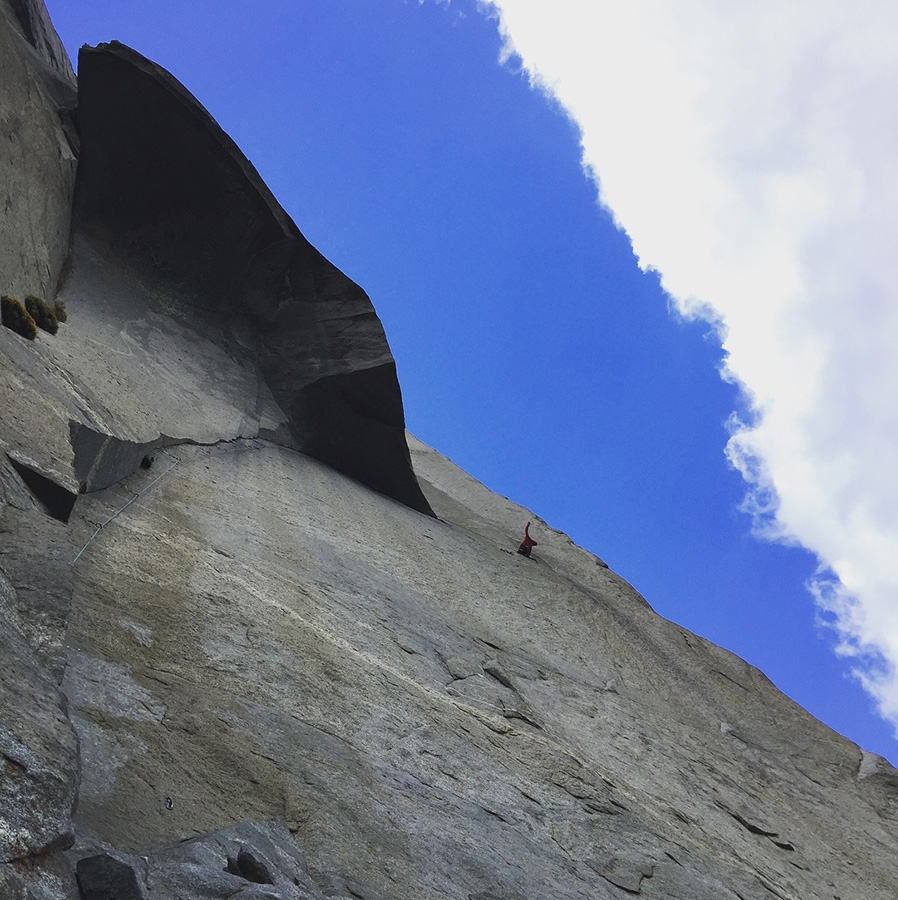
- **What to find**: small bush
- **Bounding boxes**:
[1,295,37,340]
[53,300,67,323]
[24,295,58,335]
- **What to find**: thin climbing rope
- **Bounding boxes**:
[71,453,180,564]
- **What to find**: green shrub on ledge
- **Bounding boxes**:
[53,299,67,323]
[25,295,59,335]
[1,295,38,340]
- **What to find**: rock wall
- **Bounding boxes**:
[0,457,81,899]
[1,25,430,517]
[73,41,431,515]
[2,5,898,900]
[2,0,74,84]
[0,6,430,895]
[0,0,76,305]
[59,436,898,900]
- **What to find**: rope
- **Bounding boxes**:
[71,452,180,564]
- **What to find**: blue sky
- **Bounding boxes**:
[43,0,898,763]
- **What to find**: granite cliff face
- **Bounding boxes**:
[2,16,430,516]
[0,0,75,311]
[72,40,429,515]
[2,4,898,900]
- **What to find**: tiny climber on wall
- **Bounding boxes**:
[517,521,538,558]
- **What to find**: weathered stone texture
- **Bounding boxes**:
[0,570,78,881]
[0,0,76,304]
[2,0,75,84]
[59,436,898,900]
[0,457,80,900]
[74,820,327,900]
[0,853,80,900]
[2,6,898,900]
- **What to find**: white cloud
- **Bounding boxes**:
[483,0,898,729]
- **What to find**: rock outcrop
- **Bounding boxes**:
[72,40,431,515]
[2,25,430,517]
[2,5,898,900]
[0,0,76,305]
[75,821,326,900]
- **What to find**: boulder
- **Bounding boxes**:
[76,853,147,900]
[74,821,326,900]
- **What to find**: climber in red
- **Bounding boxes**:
[517,521,538,557]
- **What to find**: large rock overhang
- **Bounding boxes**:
[72,41,433,515]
